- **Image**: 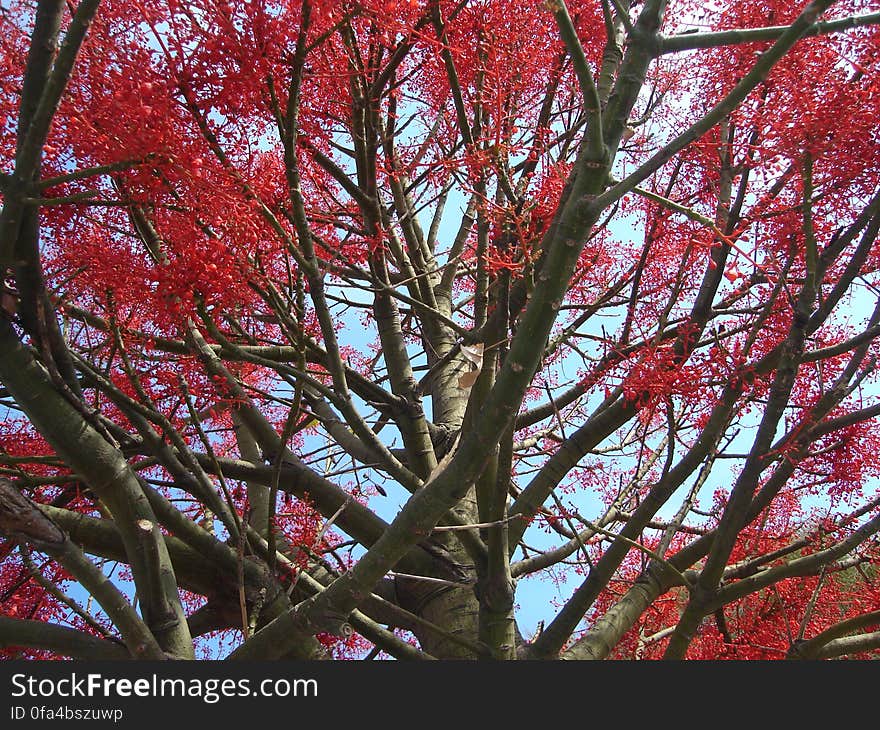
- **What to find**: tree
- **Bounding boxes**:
[0,0,878,661]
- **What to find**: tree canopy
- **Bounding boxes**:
[0,0,879,660]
